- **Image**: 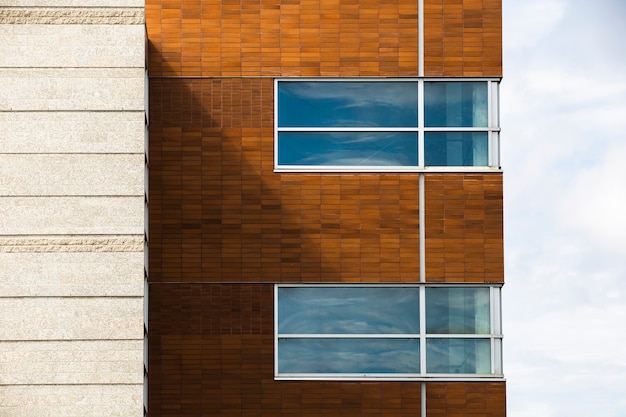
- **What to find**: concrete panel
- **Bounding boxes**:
[0,0,142,6]
[0,111,144,153]
[0,24,144,68]
[0,384,143,417]
[0,196,143,235]
[0,297,143,340]
[0,154,144,196]
[0,340,143,384]
[0,68,144,111]
[0,251,143,297]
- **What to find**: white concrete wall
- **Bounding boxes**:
[0,2,145,415]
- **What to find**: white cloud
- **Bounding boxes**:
[504,0,567,50]
[503,1,626,416]
[557,144,626,253]
[518,69,626,107]
[576,105,626,132]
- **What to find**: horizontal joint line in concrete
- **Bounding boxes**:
[0,195,144,198]
[0,67,146,70]
[0,234,143,237]
[0,110,144,113]
[0,152,144,155]
[0,339,143,343]
[0,295,144,299]
[0,383,144,387]
[0,6,144,9]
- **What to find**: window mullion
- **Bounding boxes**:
[418,80,425,168]
[419,285,426,376]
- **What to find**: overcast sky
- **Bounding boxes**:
[502,0,626,415]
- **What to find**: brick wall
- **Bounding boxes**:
[146,0,505,415]
[149,284,427,415]
[146,0,501,77]
[425,174,504,283]
[424,0,503,76]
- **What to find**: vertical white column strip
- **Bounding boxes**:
[274,285,279,377]
[274,79,279,169]
[419,0,424,77]
[419,286,426,375]
[419,1,426,414]
[418,80,425,168]
[419,173,425,283]
[419,174,426,417]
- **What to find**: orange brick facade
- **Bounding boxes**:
[146,0,501,77]
[146,0,504,415]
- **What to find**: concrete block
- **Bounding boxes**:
[0,68,144,111]
[0,111,144,153]
[0,251,143,297]
[0,340,143,384]
[0,154,144,196]
[0,297,143,340]
[0,196,144,235]
[0,24,144,67]
[0,384,143,417]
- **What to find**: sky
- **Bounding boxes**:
[502,0,626,416]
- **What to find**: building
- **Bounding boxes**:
[146,0,505,415]
[0,0,503,415]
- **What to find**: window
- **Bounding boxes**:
[275,285,503,380]
[275,79,500,172]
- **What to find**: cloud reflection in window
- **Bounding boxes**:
[278,82,419,128]
[278,132,418,166]
[279,338,421,373]
[278,287,420,334]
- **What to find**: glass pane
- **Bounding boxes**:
[424,82,488,127]
[426,287,490,334]
[278,82,418,127]
[426,338,491,374]
[278,287,420,334]
[424,132,488,166]
[278,338,420,373]
[278,132,418,166]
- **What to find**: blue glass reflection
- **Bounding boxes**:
[278,82,418,127]
[278,132,418,166]
[426,338,491,374]
[279,338,420,373]
[426,287,490,334]
[424,132,488,166]
[278,287,420,334]
[424,82,488,127]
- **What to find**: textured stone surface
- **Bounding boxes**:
[0,340,143,384]
[0,297,143,340]
[0,24,145,67]
[0,8,145,24]
[0,251,143,296]
[0,68,144,111]
[0,1,146,415]
[0,154,144,196]
[0,0,143,7]
[0,235,144,253]
[0,385,143,417]
[0,196,144,235]
[0,112,144,153]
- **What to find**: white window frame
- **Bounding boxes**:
[274,78,502,173]
[274,283,504,381]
